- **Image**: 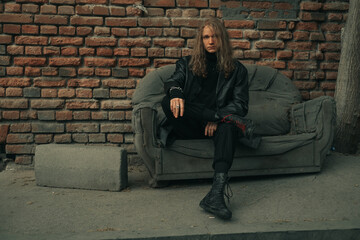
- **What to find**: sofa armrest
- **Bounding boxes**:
[132,107,161,176]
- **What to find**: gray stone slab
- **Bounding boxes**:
[34,144,127,191]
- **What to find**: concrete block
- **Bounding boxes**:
[35,144,128,191]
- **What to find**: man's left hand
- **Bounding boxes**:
[205,122,218,137]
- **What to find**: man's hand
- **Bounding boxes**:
[170,98,185,118]
[205,122,218,137]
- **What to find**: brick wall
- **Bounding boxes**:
[0,0,349,165]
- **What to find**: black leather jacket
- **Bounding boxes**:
[164,56,249,120]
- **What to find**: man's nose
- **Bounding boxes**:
[209,37,215,43]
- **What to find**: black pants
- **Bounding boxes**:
[161,96,238,173]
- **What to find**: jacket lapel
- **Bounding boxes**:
[216,71,225,96]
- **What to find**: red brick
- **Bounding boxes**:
[40,4,57,14]
[77,27,92,36]
[75,5,92,15]
[0,14,33,23]
[0,78,31,87]
[22,4,39,13]
[94,27,111,36]
[243,1,272,9]
[118,58,150,67]
[25,67,41,76]
[73,111,91,120]
[56,111,73,120]
[0,99,28,109]
[101,100,132,110]
[78,67,94,76]
[153,38,184,47]
[34,77,66,87]
[59,26,76,35]
[171,18,204,28]
[131,48,147,57]
[260,50,275,59]
[31,99,64,109]
[111,0,138,4]
[325,52,340,61]
[7,133,33,143]
[41,89,58,97]
[50,37,83,46]
[293,31,310,41]
[255,40,284,49]
[325,72,338,80]
[15,36,47,45]
[35,15,68,25]
[35,134,53,144]
[58,5,74,15]
[40,25,58,35]
[95,68,111,76]
[91,111,108,120]
[0,124,10,143]
[14,57,46,66]
[300,2,322,11]
[6,46,23,55]
[258,20,287,30]
[128,68,145,77]
[256,61,286,69]
[328,13,343,21]
[231,40,251,49]
[84,58,116,67]
[319,43,341,52]
[79,48,95,56]
[296,22,318,31]
[110,89,126,98]
[293,81,317,90]
[61,47,78,56]
[49,57,81,66]
[288,61,317,70]
[0,35,13,44]
[323,2,349,11]
[66,100,99,109]
[125,6,142,16]
[105,18,137,27]
[320,62,339,70]
[41,67,58,76]
[147,8,166,16]
[97,48,113,56]
[68,79,100,87]
[6,144,35,155]
[4,3,21,12]
[276,31,292,40]
[85,37,117,47]
[166,9,182,17]
[144,0,175,7]
[9,123,31,133]
[228,29,243,39]
[2,111,20,120]
[287,42,314,51]
[153,58,177,67]
[148,48,164,57]
[76,0,107,3]
[0,56,11,65]
[138,17,170,27]
[3,24,21,34]
[58,89,75,98]
[119,38,151,47]
[129,28,145,37]
[114,48,130,56]
[43,46,60,56]
[103,79,135,88]
[293,52,309,60]
[25,46,42,55]
[321,23,344,32]
[112,28,128,37]
[325,33,341,42]
[6,67,23,75]
[6,87,23,96]
[110,6,126,16]
[299,12,326,21]
[70,16,103,26]
[93,5,109,16]
[76,88,93,98]
[107,134,124,143]
[54,134,71,143]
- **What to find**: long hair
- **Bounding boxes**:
[190,17,235,78]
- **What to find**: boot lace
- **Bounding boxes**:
[224,178,233,204]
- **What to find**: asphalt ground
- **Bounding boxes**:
[0,152,359,240]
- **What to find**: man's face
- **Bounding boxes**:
[202,26,218,53]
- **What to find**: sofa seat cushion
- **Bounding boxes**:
[165,132,316,158]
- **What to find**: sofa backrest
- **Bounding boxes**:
[132,63,302,136]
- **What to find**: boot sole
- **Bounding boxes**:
[199,201,232,220]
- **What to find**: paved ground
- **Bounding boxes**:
[0,152,359,240]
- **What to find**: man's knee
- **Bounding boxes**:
[217,122,237,133]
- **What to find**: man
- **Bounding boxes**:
[161,17,252,220]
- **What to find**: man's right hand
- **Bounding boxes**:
[170,98,185,118]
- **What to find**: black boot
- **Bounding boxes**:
[199,173,232,220]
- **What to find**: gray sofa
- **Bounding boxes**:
[132,63,336,187]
